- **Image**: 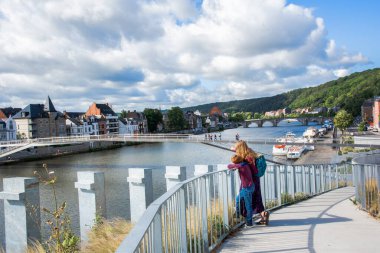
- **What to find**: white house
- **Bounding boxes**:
[65,115,99,136]
[119,118,139,134]
[0,116,17,141]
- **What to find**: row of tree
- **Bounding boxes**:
[120,107,187,132]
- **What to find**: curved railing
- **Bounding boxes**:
[352,155,380,217]
[117,163,351,253]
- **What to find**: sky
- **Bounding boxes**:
[0,0,378,112]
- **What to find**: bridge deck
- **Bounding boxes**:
[217,187,380,253]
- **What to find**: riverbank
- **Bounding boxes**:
[294,131,338,165]
[0,141,140,165]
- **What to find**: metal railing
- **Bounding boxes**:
[1,133,380,148]
[352,162,380,217]
[117,163,351,253]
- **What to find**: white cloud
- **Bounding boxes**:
[333,69,350,78]
[0,0,370,112]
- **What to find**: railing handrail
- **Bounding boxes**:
[117,163,352,252]
[117,170,219,252]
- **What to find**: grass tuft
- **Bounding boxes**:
[81,218,133,253]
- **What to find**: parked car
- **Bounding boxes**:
[372,128,378,132]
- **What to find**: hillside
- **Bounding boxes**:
[184,68,380,116]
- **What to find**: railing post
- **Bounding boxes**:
[328,165,332,190]
[217,165,230,228]
[307,166,312,195]
[275,165,282,206]
[75,171,106,242]
[301,166,305,193]
[320,165,325,192]
[312,165,317,195]
[292,166,296,197]
[335,164,339,189]
[152,211,163,253]
[165,166,186,191]
[359,164,366,210]
[200,177,209,251]
[284,165,289,195]
[179,188,188,252]
[194,165,213,201]
[0,177,40,253]
[344,163,348,186]
[127,168,153,223]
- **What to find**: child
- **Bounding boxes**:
[228,154,255,227]
[234,140,269,225]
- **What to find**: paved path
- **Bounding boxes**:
[217,187,380,253]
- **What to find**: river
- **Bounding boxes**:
[0,121,319,246]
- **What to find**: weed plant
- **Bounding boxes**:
[33,164,79,252]
[81,218,133,253]
[365,179,379,217]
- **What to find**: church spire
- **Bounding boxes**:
[44,95,57,112]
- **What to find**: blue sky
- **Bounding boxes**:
[289,0,380,70]
[0,0,377,112]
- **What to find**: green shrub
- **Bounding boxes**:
[281,193,294,204]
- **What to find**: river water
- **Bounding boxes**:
[0,121,319,246]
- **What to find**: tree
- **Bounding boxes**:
[143,108,163,132]
[168,107,186,131]
[120,109,128,118]
[334,109,354,144]
[358,121,367,132]
[254,112,262,119]
[230,113,244,122]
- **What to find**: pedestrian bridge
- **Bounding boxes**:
[116,161,380,253]
[218,187,380,253]
[1,133,379,159]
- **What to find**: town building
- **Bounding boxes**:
[209,106,222,117]
[85,103,119,135]
[361,99,374,122]
[309,107,328,115]
[64,112,99,136]
[283,107,291,115]
[0,117,17,141]
[264,111,276,117]
[118,118,139,134]
[185,111,202,132]
[13,96,66,139]
[373,97,380,130]
[125,110,147,134]
[0,107,21,141]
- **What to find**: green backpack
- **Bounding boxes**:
[255,155,267,177]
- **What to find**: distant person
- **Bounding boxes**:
[219,133,222,140]
[235,133,240,141]
[228,154,255,228]
[214,134,217,141]
[204,134,207,140]
[234,140,269,225]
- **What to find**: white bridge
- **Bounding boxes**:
[1,133,379,159]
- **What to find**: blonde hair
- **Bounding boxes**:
[234,140,259,161]
[231,154,244,164]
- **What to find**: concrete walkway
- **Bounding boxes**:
[217,187,380,253]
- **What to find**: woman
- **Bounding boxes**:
[234,140,270,225]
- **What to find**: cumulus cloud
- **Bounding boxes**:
[0,0,369,112]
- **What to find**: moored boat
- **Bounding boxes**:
[287,145,306,159]
[272,144,289,156]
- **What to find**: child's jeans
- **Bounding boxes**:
[235,184,254,226]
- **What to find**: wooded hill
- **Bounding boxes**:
[183,68,380,116]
